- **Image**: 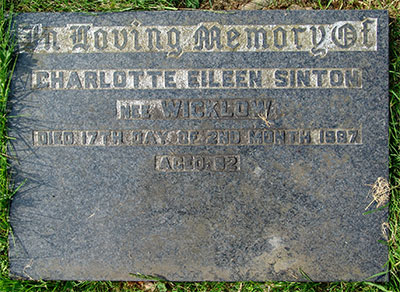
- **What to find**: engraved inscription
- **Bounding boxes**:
[116,98,279,120]
[155,154,240,172]
[17,14,373,177]
[18,19,377,56]
[32,128,362,147]
[32,68,362,90]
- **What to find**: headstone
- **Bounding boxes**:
[9,10,388,281]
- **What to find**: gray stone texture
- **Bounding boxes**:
[8,10,388,281]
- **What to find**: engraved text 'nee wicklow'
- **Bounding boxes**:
[116,98,279,120]
[32,68,362,90]
[18,19,377,56]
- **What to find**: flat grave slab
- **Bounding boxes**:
[9,10,388,282]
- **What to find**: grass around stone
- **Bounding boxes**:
[1,0,400,291]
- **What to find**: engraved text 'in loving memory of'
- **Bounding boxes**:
[18,19,377,56]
